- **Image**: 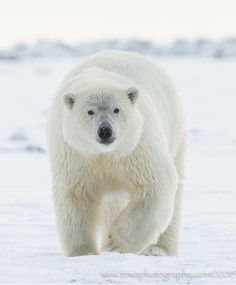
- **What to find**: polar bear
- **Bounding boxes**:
[47,50,186,256]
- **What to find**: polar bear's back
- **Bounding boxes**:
[65,51,169,93]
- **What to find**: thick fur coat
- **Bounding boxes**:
[47,51,186,256]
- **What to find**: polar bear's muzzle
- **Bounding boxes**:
[97,121,115,145]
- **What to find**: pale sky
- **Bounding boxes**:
[0,0,236,48]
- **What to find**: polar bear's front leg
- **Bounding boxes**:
[108,156,178,254]
[53,190,100,256]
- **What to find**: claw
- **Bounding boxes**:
[107,234,122,252]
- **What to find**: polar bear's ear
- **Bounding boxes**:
[63,93,76,109]
[126,87,139,104]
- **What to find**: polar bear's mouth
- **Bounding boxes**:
[98,137,116,145]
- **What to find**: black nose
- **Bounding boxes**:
[98,126,112,140]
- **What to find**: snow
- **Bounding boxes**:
[0,57,236,284]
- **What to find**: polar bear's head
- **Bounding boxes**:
[62,68,143,156]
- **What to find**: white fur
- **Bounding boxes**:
[47,51,186,256]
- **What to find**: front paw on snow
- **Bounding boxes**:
[107,234,126,253]
[141,245,167,256]
[107,233,139,254]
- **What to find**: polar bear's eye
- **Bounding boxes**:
[88,110,94,115]
[113,108,120,114]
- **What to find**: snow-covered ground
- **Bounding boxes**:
[0,57,236,284]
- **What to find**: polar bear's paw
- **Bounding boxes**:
[107,234,131,253]
[107,232,140,254]
[141,245,167,256]
[64,244,99,257]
